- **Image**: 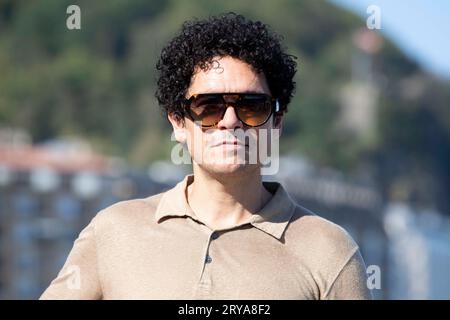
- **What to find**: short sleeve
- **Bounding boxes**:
[323,249,373,300]
[40,214,103,300]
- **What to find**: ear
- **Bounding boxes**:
[168,113,187,144]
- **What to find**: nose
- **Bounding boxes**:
[216,105,243,130]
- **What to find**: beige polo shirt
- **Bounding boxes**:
[40,174,372,300]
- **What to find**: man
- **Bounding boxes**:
[41,13,372,300]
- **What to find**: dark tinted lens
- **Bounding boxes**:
[237,95,272,126]
[189,95,225,126]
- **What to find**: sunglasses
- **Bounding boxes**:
[183,93,281,128]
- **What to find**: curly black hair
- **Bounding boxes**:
[155,12,297,122]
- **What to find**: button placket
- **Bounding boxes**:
[205,230,220,264]
[196,230,217,294]
[202,231,217,267]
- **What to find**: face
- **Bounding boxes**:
[168,56,283,176]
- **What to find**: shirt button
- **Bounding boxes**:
[205,255,212,263]
[211,232,219,240]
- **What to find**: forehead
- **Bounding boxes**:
[187,56,271,96]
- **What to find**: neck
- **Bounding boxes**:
[186,165,273,231]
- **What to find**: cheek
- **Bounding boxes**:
[256,118,273,138]
[184,124,210,158]
[255,120,276,151]
[183,122,196,152]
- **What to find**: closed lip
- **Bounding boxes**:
[212,140,247,147]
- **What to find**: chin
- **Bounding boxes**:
[211,163,246,174]
[199,158,260,176]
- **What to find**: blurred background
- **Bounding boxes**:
[0,0,449,299]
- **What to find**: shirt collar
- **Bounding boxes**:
[153,174,297,240]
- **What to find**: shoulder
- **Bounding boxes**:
[91,191,166,233]
[286,204,359,264]
[285,204,364,295]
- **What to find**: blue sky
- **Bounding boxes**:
[329,0,450,80]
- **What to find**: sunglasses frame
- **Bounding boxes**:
[182,93,282,128]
